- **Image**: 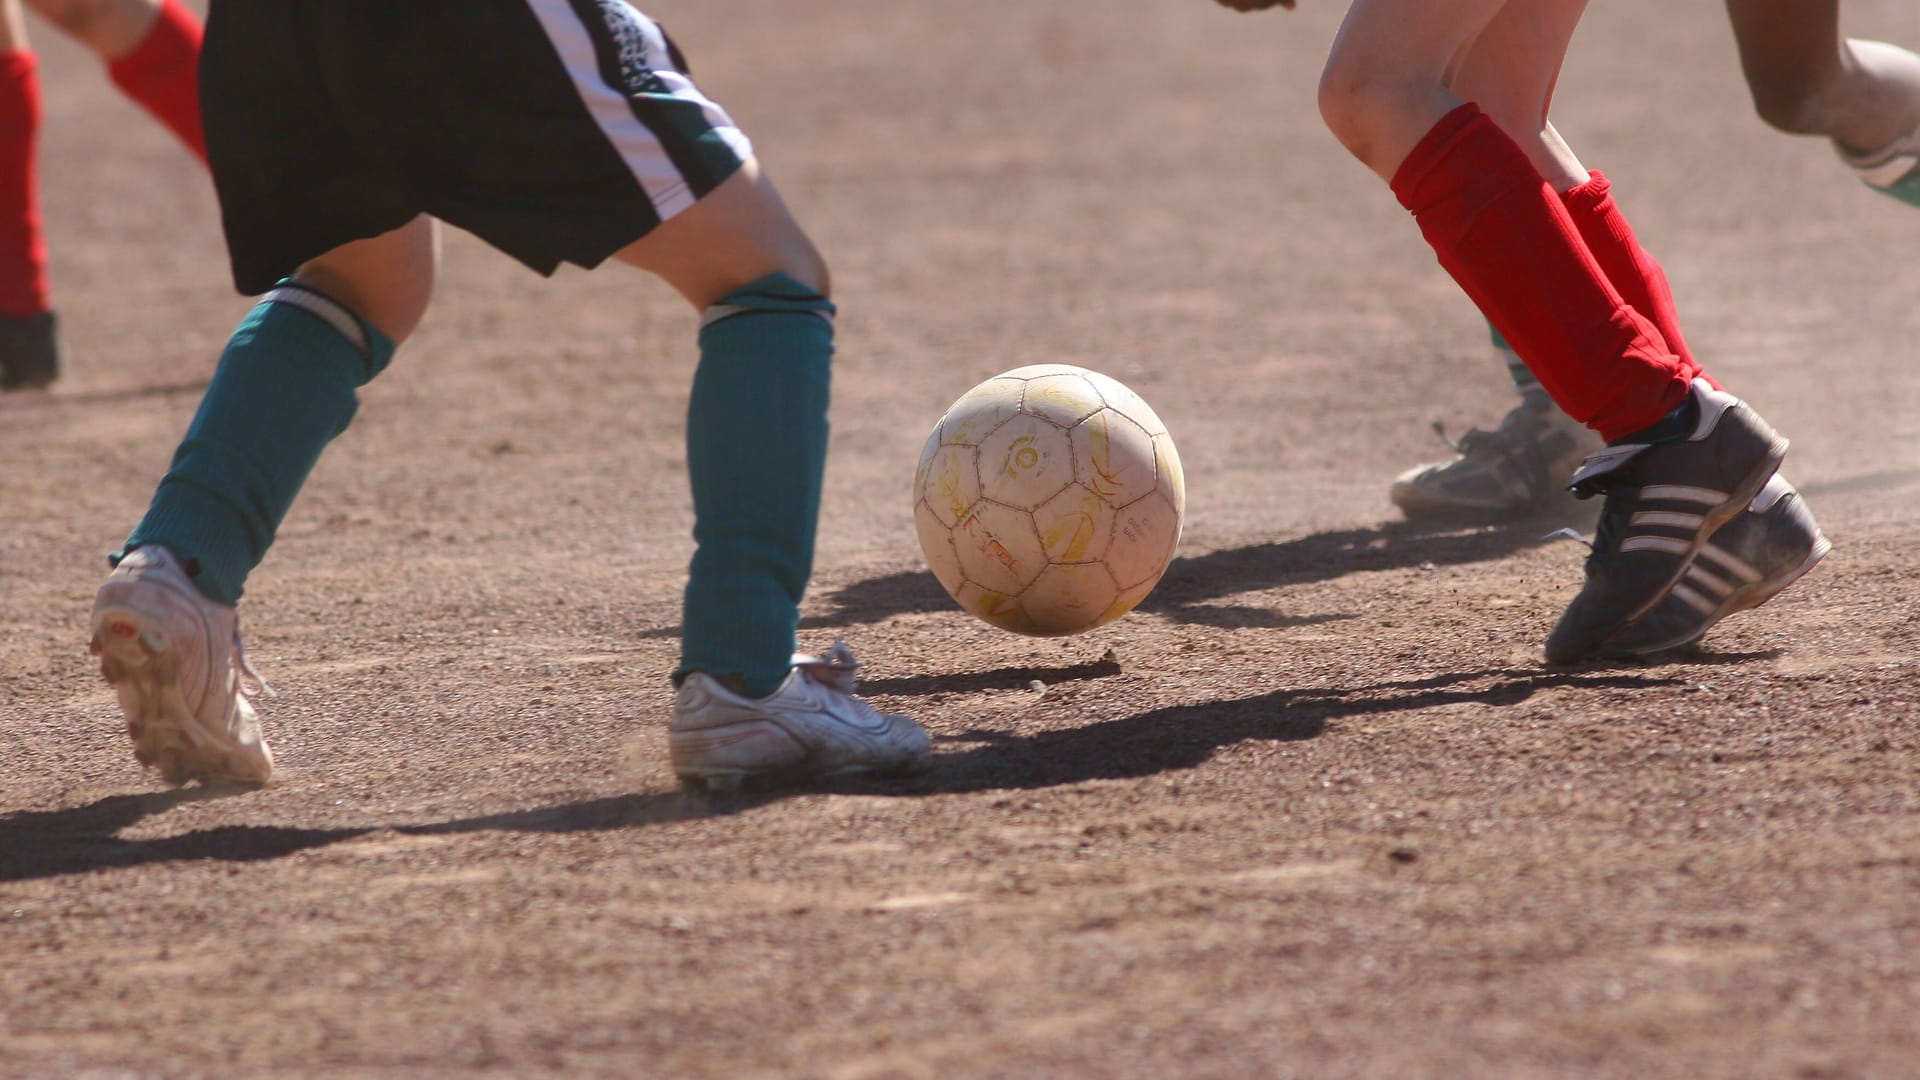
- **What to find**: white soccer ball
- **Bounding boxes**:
[913,364,1185,636]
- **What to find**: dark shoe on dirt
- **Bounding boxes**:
[0,310,59,390]
[1594,473,1829,657]
[1545,379,1790,664]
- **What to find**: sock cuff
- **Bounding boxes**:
[258,282,397,382]
[1391,102,1518,212]
[700,271,835,331]
[0,50,37,80]
[108,0,202,84]
[1560,168,1615,214]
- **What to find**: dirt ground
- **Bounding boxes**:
[3,1,1918,1077]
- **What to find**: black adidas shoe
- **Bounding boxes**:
[1544,379,1790,664]
[1595,473,1829,657]
[0,310,58,390]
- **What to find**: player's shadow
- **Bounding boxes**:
[0,784,731,884]
[0,379,209,408]
[895,666,1682,794]
[0,667,1683,882]
[801,517,1571,633]
[859,652,1124,697]
[0,787,363,884]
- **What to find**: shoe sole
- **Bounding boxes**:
[90,606,272,787]
[670,720,926,793]
[1545,413,1790,665]
[1603,531,1831,658]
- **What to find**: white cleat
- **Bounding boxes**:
[89,547,274,787]
[670,641,930,791]
[1835,123,1920,207]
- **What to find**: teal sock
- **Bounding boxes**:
[1870,168,1920,208]
[676,273,833,699]
[1487,320,1542,397]
[121,285,395,605]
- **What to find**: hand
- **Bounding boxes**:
[1213,0,1295,10]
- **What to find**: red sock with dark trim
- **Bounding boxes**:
[1561,170,1719,388]
[1390,104,1692,442]
[107,0,206,162]
[0,51,49,320]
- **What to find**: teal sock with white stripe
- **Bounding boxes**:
[677,272,833,699]
[1488,320,1543,397]
[121,283,395,605]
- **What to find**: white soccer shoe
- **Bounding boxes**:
[89,547,274,786]
[1836,125,1920,207]
[669,641,931,791]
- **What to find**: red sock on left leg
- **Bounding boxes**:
[108,0,205,162]
[1390,104,1692,442]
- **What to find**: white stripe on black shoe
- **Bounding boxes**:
[1545,379,1790,664]
[1597,473,1830,657]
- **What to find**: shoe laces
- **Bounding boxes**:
[1543,483,1634,568]
[1541,526,1592,552]
[1430,399,1546,459]
[231,627,276,700]
[1430,419,1485,457]
[791,639,861,697]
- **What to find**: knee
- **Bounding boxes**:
[293,219,438,344]
[29,0,140,55]
[1316,58,1414,170]
[290,265,433,347]
[779,246,830,302]
[1743,64,1831,134]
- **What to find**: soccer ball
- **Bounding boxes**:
[913,364,1185,636]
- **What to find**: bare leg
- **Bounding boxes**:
[292,216,439,344]
[1727,0,1920,152]
[612,156,828,309]
[24,0,157,60]
[0,0,27,52]
[1318,0,1588,186]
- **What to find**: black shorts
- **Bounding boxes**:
[201,0,751,294]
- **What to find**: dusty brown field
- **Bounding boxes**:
[4,2,1919,1077]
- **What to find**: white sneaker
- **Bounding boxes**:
[89,547,274,786]
[1835,125,1920,207]
[1389,391,1604,521]
[669,641,930,790]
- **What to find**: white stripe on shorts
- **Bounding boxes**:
[523,0,753,223]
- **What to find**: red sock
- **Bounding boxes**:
[0,51,49,320]
[1561,170,1717,388]
[1390,104,1691,442]
[108,0,206,162]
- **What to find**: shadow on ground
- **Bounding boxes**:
[791,517,1569,634]
[0,666,1680,884]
